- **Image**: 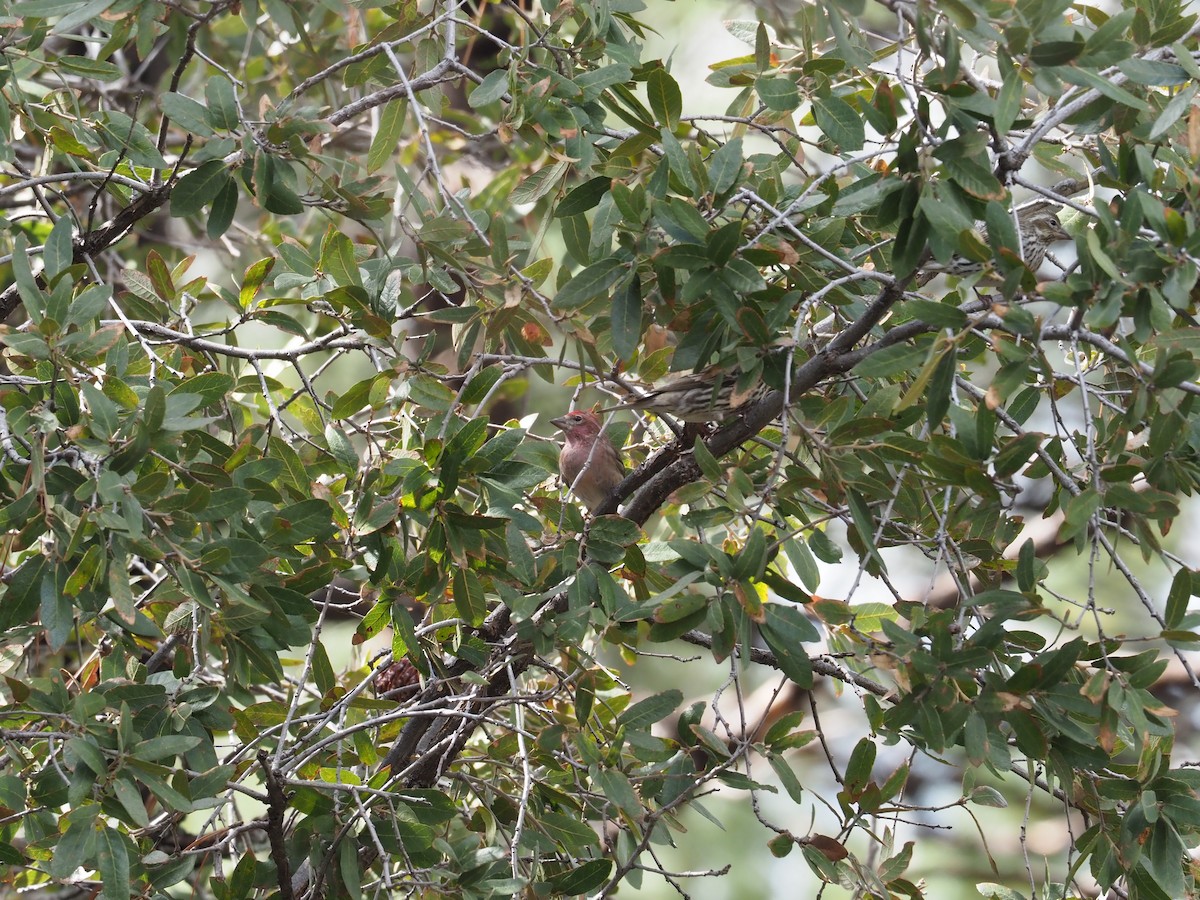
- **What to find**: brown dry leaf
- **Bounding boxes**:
[805,834,849,861]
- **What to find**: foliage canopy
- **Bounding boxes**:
[1,0,1200,897]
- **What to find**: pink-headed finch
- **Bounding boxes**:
[550,410,626,512]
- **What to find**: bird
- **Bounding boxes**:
[550,410,626,511]
[917,200,1071,285]
[599,365,775,423]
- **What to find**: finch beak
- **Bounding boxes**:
[549,415,569,431]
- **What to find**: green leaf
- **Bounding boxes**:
[555,175,611,218]
[1083,8,1136,55]
[1015,537,1036,592]
[512,160,569,204]
[964,711,989,766]
[660,197,710,241]
[690,723,733,760]
[43,215,74,280]
[610,276,642,362]
[903,298,968,330]
[658,244,712,269]
[720,257,766,292]
[574,63,633,101]
[339,837,362,900]
[761,605,818,687]
[755,21,772,69]
[707,137,743,196]
[207,177,239,238]
[505,521,536,586]
[1143,820,1186,899]
[205,75,240,131]
[0,774,25,811]
[654,591,707,623]
[688,435,720,484]
[47,0,117,34]
[321,228,362,287]
[367,99,407,173]
[1031,38,1084,66]
[969,792,1008,816]
[95,826,130,900]
[1149,82,1199,142]
[768,752,806,804]
[331,375,377,420]
[441,417,489,493]
[940,154,1005,201]
[1061,487,1101,540]
[162,92,216,136]
[238,257,275,308]
[734,526,767,581]
[994,72,1023,135]
[97,110,167,167]
[66,285,111,326]
[587,517,641,547]
[1118,58,1190,86]
[554,257,627,310]
[112,774,150,828]
[12,0,88,13]
[593,767,641,815]
[391,603,423,673]
[545,859,613,894]
[11,233,44,319]
[452,567,486,626]
[538,810,601,852]
[1057,65,1149,111]
[757,75,800,111]
[265,498,334,543]
[257,155,304,215]
[852,343,929,377]
[50,125,93,158]
[171,372,235,407]
[617,689,683,730]
[230,850,258,900]
[172,160,232,218]
[468,69,508,108]
[659,127,697,192]
[132,734,202,763]
[49,808,98,879]
[647,67,682,128]
[1,331,49,361]
[406,374,456,411]
[325,424,359,471]
[812,95,864,150]
[67,736,107,776]
[445,418,490,467]
[782,538,820,592]
[1165,568,1191,630]
[843,737,876,796]
[108,545,136,623]
[41,571,72,651]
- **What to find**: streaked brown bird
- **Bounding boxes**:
[551,410,626,511]
[917,200,1071,285]
[600,366,773,423]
